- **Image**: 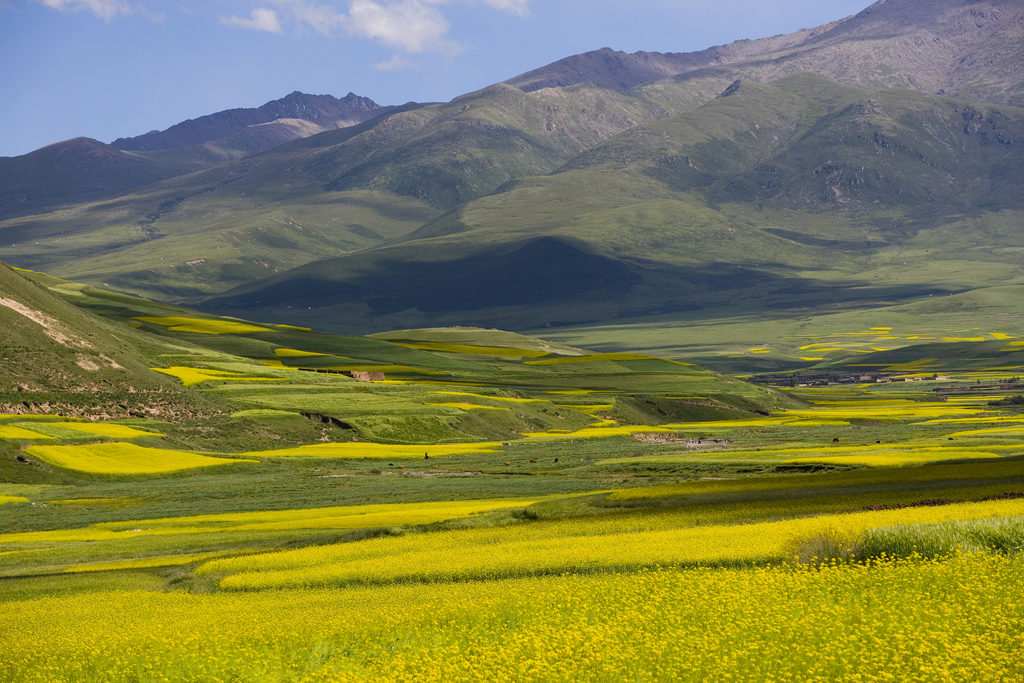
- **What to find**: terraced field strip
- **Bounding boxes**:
[598,441,1018,467]
[430,402,510,410]
[153,366,286,387]
[0,496,563,546]
[62,552,226,574]
[273,348,330,357]
[0,426,55,440]
[14,422,164,439]
[200,498,1024,589]
[243,442,504,459]
[524,353,693,366]
[391,341,551,358]
[430,391,544,403]
[23,442,255,475]
[602,460,1024,502]
[133,316,274,334]
[524,425,679,439]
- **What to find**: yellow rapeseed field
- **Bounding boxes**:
[48,423,164,439]
[922,416,1024,425]
[524,353,692,366]
[604,460,1024,502]
[524,425,678,439]
[23,442,255,475]
[202,498,1024,590]
[391,341,551,357]
[0,497,560,547]
[243,442,503,458]
[273,348,330,357]
[312,365,446,375]
[61,552,225,573]
[92,498,554,535]
[0,495,28,506]
[429,402,510,410]
[0,425,54,440]
[663,416,851,430]
[3,554,1021,682]
[133,316,274,334]
[430,391,542,403]
[777,405,994,420]
[950,425,1024,438]
[783,450,999,467]
[153,366,285,387]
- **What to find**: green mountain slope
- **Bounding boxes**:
[0,85,684,301]
[569,76,1024,215]
[197,75,1024,334]
[0,138,212,219]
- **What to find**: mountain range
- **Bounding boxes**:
[1,0,1023,352]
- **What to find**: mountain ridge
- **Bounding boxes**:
[111,91,385,152]
[508,0,1024,109]
[504,20,848,93]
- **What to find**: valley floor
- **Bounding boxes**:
[1,275,1022,681]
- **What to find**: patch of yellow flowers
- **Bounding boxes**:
[201,498,1024,590]
[2,553,1022,682]
[24,442,254,475]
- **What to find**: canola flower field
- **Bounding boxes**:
[2,554,1021,683]
[2,308,1024,681]
[199,498,1024,589]
[23,442,253,475]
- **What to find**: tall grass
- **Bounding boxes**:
[860,516,1024,558]
[790,515,1024,564]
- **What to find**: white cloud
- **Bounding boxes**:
[221,8,284,33]
[269,0,347,36]
[345,0,457,54]
[213,0,528,60]
[34,0,130,21]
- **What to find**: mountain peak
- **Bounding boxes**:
[110,91,384,152]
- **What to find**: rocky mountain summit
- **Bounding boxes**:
[509,0,1024,107]
[111,92,384,152]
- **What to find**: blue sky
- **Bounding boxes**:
[1,0,874,157]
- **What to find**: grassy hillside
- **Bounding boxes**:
[0,263,194,402]
[196,76,1024,339]
[0,86,687,301]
